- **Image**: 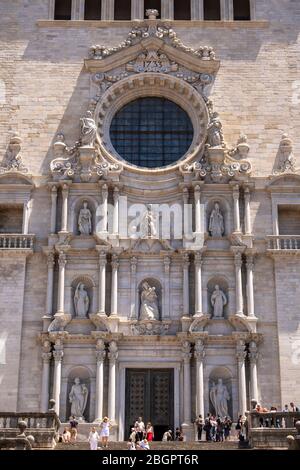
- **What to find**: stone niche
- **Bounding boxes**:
[65,367,91,423]
[209,366,233,419]
[138,277,162,321]
[70,196,99,236]
[69,276,95,318]
[0,204,23,233]
[207,276,229,318]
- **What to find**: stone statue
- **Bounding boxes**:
[74,283,89,317]
[141,205,157,238]
[211,285,227,318]
[140,282,159,321]
[78,202,92,235]
[69,377,89,419]
[210,378,230,418]
[209,203,224,237]
[207,112,224,147]
[80,111,97,146]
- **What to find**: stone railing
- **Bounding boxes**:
[246,411,300,449]
[267,235,300,251]
[0,411,61,449]
[0,234,35,250]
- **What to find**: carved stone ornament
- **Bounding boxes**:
[126,49,179,73]
[50,125,122,182]
[273,134,296,175]
[88,23,216,63]
[181,103,252,183]
[131,320,170,336]
[228,134,250,159]
[48,313,72,332]
[0,135,28,174]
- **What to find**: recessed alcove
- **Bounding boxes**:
[0,205,23,233]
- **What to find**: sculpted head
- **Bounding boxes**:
[214,202,220,211]
[215,284,220,291]
[83,201,88,209]
[74,377,80,385]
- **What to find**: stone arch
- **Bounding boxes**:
[207,276,229,318]
[138,277,162,321]
[70,275,96,317]
[69,196,98,235]
[95,73,209,174]
[205,196,232,236]
[66,366,91,422]
[209,366,233,419]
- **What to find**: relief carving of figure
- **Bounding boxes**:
[140,282,159,321]
[209,203,225,237]
[69,377,89,419]
[74,283,90,317]
[78,202,92,235]
[210,378,230,418]
[207,112,224,148]
[211,285,227,318]
[80,111,97,147]
[141,205,157,238]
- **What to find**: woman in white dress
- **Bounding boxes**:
[88,426,99,451]
[99,417,110,448]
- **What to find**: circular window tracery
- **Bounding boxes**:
[110,97,194,169]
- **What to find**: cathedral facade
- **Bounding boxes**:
[0,0,300,441]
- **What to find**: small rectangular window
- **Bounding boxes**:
[144,0,161,19]
[114,0,131,20]
[204,0,221,21]
[174,0,191,20]
[233,0,251,21]
[84,0,102,20]
[54,0,72,20]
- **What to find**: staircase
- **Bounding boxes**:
[55,440,240,451]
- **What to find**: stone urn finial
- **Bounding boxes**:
[49,398,56,411]
[146,9,159,20]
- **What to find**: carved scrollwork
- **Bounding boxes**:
[131,320,170,336]
[0,135,28,174]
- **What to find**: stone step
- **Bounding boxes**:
[55,440,240,451]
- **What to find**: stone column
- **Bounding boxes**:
[130,257,138,319]
[246,255,255,317]
[164,256,171,319]
[111,254,119,315]
[249,341,259,402]
[98,251,107,314]
[228,0,234,20]
[236,340,247,416]
[53,343,64,415]
[61,184,69,233]
[100,184,108,233]
[234,251,243,315]
[23,198,31,235]
[183,187,191,240]
[95,339,106,421]
[49,0,55,19]
[108,341,118,424]
[57,252,67,313]
[194,185,201,234]
[233,185,241,233]
[194,252,203,316]
[182,341,192,424]
[132,0,144,19]
[195,339,205,418]
[220,0,227,20]
[244,188,251,235]
[183,253,190,316]
[191,0,203,20]
[162,0,173,19]
[50,185,58,234]
[46,252,55,316]
[71,0,78,20]
[102,0,114,20]
[41,341,52,412]
[113,187,119,235]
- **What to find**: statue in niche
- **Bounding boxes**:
[207,112,224,148]
[80,111,97,147]
[141,205,157,238]
[69,377,89,419]
[210,378,230,418]
[78,202,92,235]
[211,285,227,318]
[140,282,159,321]
[209,203,225,237]
[74,283,90,317]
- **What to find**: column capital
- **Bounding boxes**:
[113,186,120,202]
[111,254,119,270]
[42,339,51,353]
[108,340,118,363]
[42,352,52,363]
[130,256,138,273]
[194,252,203,266]
[183,252,190,268]
[58,252,67,267]
[102,183,109,197]
[99,251,107,266]
[62,183,69,195]
[182,187,189,203]
[96,339,106,363]
[232,185,240,199]
[249,341,259,363]
[47,252,55,268]
[53,349,63,362]
[194,185,201,197]
[194,339,205,361]
[246,255,255,270]
[244,187,251,197]
[181,340,192,362]
[51,185,58,195]
[236,340,246,362]
[164,256,171,274]
[234,251,243,268]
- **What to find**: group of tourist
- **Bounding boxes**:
[127,417,153,450]
[196,414,234,442]
[255,402,300,428]
[61,416,111,450]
